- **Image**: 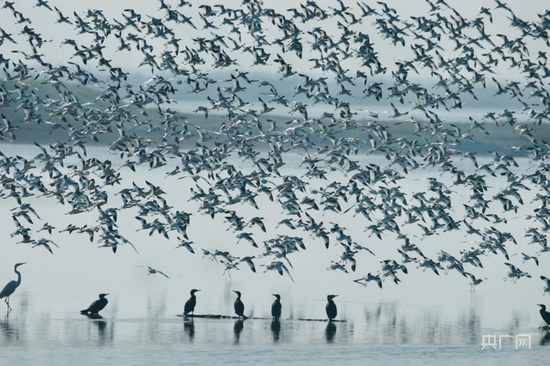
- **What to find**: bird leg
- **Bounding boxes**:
[5,297,11,312]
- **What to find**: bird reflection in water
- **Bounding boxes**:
[271,319,281,342]
[540,331,550,346]
[0,316,19,343]
[234,319,244,343]
[86,314,112,345]
[184,320,195,342]
[94,320,107,344]
[325,322,337,343]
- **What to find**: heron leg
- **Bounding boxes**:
[5,297,11,312]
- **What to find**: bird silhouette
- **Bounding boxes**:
[326,295,338,321]
[0,263,26,313]
[233,291,247,319]
[81,294,109,316]
[538,304,550,327]
[271,294,282,320]
[184,289,200,317]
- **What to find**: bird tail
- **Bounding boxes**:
[80,310,89,314]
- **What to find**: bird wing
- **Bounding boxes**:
[242,258,256,272]
[0,280,17,298]
[280,263,295,282]
[158,270,170,279]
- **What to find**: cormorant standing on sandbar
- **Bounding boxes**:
[81,293,108,315]
[184,289,200,317]
[234,291,247,319]
[326,295,338,321]
[538,304,550,326]
[271,294,282,320]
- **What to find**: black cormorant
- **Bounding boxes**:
[538,304,550,326]
[326,294,338,321]
[234,290,246,318]
[184,289,200,317]
[81,293,109,315]
[271,294,282,320]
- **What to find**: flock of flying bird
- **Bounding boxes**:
[0,0,550,320]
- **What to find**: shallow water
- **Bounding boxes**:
[1,312,549,366]
[0,144,548,365]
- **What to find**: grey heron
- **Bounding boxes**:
[0,263,26,313]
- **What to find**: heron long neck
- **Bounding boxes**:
[14,268,21,285]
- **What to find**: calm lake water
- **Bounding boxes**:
[0,143,548,365]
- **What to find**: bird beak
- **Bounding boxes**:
[333,295,338,298]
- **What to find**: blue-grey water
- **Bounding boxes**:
[0,144,548,365]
